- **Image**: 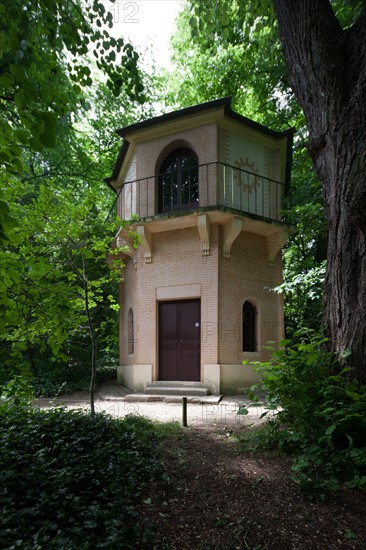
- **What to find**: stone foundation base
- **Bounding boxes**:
[117,363,260,394]
[203,363,261,394]
[117,364,152,391]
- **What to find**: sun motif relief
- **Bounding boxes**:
[234,157,260,192]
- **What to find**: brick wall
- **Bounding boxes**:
[132,123,218,216]
[118,120,285,383]
[218,230,284,364]
[120,224,220,380]
[119,222,284,380]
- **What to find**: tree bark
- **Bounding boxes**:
[274,0,366,381]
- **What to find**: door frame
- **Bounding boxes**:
[158,298,201,381]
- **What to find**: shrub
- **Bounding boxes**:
[31,359,91,396]
[31,359,117,396]
[242,333,366,499]
[0,375,34,412]
[96,362,118,384]
[0,407,163,548]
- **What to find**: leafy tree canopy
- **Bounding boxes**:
[0,0,144,173]
[0,1,151,388]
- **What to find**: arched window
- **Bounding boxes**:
[128,308,134,355]
[158,148,199,213]
[243,301,257,352]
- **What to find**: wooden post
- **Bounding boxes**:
[182,397,188,427]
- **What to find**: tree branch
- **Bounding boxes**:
[82,256,97,418]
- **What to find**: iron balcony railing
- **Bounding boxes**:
[109,162,291,224]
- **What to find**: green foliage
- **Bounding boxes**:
[30,361,118,397]
[30,361,91,396]
[0,183,125,377]
[168,0,294,128]
[278,153,327,334]
[0,376,34,413]
[0,75,147,386]
[243,334,366,499]
[0,408,163,548]
[331,0,364,28]
[95,362,120,383]
[239,420,282,452]
[0,191,17,246]
[0,64,151,389]
[180,0,362,117]
[0,0,153,394]
[0,0,144,172]
[274,260,326,333]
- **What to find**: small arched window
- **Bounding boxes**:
[158,148,199,213]
[128,308,134,355]
[243,301,257,352]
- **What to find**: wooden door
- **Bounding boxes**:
[159,300,200,381]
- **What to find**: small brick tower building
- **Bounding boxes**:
[106,97,293,394]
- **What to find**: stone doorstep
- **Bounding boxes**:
[124,393,222,404]
[96,381,221,403]
[144,386,209,396]
[146,381,206,387]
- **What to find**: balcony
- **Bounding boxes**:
[112,162,291,225]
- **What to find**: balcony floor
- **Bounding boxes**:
[140,205,294,239]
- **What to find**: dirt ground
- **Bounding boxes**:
[34,391,366,548]
[137,425,366,550]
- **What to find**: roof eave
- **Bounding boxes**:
[116,96,232,138]
[106,96,295,192]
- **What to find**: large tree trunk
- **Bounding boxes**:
[274,0,366,381]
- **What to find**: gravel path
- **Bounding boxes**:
[97,398,269,425]
[33,379,273,425]
[35,395,271,425]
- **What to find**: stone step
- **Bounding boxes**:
[147,381,205,388]
[144,385,210,397]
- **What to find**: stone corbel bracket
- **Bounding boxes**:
[197,214,210,255]
[222,217,242,257]
[115,229,135,257]
[268,230,289,266]
[137,225,152,263]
